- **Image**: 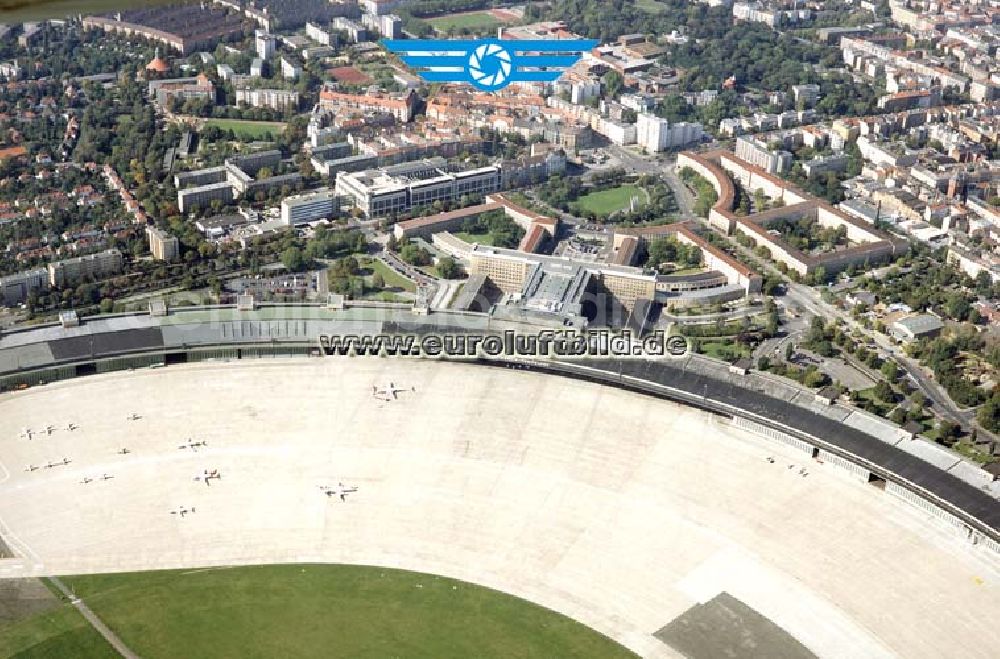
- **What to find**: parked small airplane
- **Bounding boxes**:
[320,483,358,501]
[372,382,407,401]
[127,413,141,421]
[178,440,208,451]
[194,469,221,486]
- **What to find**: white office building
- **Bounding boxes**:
[336,160,501,217]
[281,189,338,226]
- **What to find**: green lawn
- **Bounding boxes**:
[428,11,503,33]
[202,119,286,140]
[0,598,114,658]
[361,291,412,303]
[363,258,416,293]
[573,185,646,216]
[697,339,750,362]
[635,0,668,12]
[56,565,634,659]
[453,231,497,246]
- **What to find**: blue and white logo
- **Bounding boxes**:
[382,39,598,92]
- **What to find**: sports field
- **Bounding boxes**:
[427,10,504,34]
[573,184,647,215]
[1,566,631,658]
[202,119,286,140]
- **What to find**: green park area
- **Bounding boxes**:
[1,566,634,658]
[363,257,415,293]
[573,185,648,216]
[427,11,504,34]
[634,0,669,12]
[696,339,751,362]
[453,231,499,246]
[202,119,286,140]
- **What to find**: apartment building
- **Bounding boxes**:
[734,136,793,174]
[235,87,300,111]
[47,249,124,288]
[0,268,48,306]
[147,227,179,261]
[636,113,704,153]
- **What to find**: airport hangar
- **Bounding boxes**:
[1,303,999,658]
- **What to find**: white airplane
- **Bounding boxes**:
[24,465,38,472]
[372,381,408,401]
[81,477,93,484]
[319,483,358,501]
[44,425,55,436]
[127,413,141,421]
[170,506,196,517]
[118,448,131,455]
[20,428,32,440]
[66,423,77,431]
[101,474,114,481]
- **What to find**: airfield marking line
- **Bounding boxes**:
[48,576,139,659]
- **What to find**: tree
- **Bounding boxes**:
[880,360,899,381]
[602,70,624,99]
[937,419,960,442]
[281,246,307,272]
[372,272,385,289]
[976,392,1000,433]
[889,406,907,425]
[437,257,460,279]
[400,243,431,266]
[873,379,895,404]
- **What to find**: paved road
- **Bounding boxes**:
[48,576,138,659]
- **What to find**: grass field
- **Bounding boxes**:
[697,339,751,362]
[48,565,633,659]
[364,258,416,293]
[427,10,503,34]
[635,0,669,13]
[573,185,647,216]
[202,119,286,140]
[453,231,497,246]
[0,588,114,659]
